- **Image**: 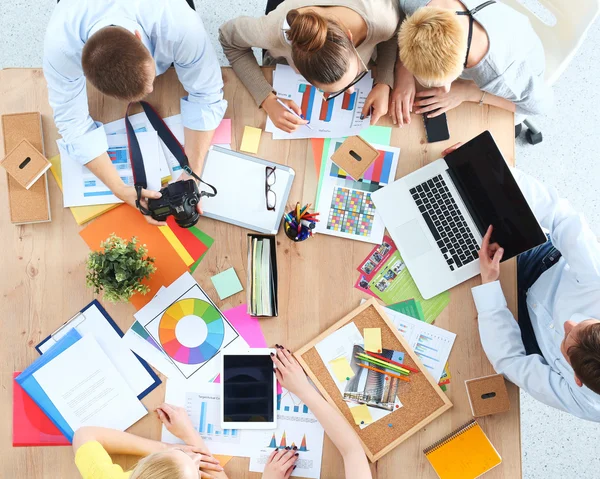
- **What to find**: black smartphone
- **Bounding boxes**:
[423,112,450,143]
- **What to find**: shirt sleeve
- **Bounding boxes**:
[168,11,227,132]
[75,441,131,479]
[374,36,398,89]
[471,281,590,417]
[43,37,108,166]
[513,169,600,286]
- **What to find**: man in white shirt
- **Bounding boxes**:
[472,169,600,421]
[44,0,226,225]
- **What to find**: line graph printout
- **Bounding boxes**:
[266,65,372,139]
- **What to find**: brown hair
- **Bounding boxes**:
[129,451,187,479]
[568,322,600,395]
[82,26,153,101]
[286,9,354,86]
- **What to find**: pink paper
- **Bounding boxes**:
[211,119,232,145]
[215,304,283,394]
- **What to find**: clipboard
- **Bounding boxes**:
[200,146,295,234]
[36,300,161,400]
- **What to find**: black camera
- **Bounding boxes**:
[147,179,201,228]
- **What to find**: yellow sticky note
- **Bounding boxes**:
[240,126,262,154]
[364,328,382,353]
[329,357,355,383]
[350,404,373,426]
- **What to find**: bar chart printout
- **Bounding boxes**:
[186,392,240,443]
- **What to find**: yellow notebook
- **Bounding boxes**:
[424,420,501,479]
[48,154,119,225]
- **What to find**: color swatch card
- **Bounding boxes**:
[240,126,262,154]
[134,272,248,384]
[315,139,399,244]
[266,64,372,140]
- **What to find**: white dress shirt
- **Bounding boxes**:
[471,170,600,421]
[43,0,227,165]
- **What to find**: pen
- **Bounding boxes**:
[364,351,420,373]
[276,98,313,129]
[355,354,410,375]
[357,363,411,382]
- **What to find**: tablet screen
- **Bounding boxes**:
[223,354,274,423]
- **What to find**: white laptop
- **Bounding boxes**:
[371,131,546,299]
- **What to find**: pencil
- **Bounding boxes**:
[357,363,411,383]
[355,353,410,375]
[364,351,420,373]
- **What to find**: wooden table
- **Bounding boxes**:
[0,67,520,479]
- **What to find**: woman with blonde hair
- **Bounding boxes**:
[391,0,552,128]
[219,0,401,133]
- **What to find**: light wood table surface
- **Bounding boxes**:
[0,67,520,479]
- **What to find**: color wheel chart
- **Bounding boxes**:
[158,298,224,365]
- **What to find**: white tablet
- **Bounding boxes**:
[221,349,277,430]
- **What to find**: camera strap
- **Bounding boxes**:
[125,101,217,215]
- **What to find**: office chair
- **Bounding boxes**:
[503,0,600,144]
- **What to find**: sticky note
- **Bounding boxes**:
[364,328,382,353]
[349,404,373,426]
[240,126,262,154]
[212,118,232,145]
[211,268,243,300]
[329,357,355,383]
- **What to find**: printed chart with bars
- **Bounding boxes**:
[185,392,241,443]
[268,431,309,451]
[277,389,310,414]
[299,85,359,123]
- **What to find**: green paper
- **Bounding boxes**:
[189,227,214,273]
[211,267,243,300]
[359,125,393,146]
[388,299,425,322]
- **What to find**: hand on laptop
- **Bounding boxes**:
[478,225,504,284]
[271,345,310,397]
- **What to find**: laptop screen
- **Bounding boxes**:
[445,131,546,260]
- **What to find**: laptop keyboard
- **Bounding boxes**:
[409,175,479,271]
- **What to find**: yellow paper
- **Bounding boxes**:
[48,155,118,225]
[240,126,262,154]
[350,404,373,426]
[364,328,382,353]
[158,225,195,266]
[329,357,355,382]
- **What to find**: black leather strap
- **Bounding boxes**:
[456,1,496,68]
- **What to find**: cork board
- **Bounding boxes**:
[295,299,452,462]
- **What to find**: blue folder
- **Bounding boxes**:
[15,329,82,442]
[36,299,161,400]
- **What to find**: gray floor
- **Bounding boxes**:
[1,1,600,478]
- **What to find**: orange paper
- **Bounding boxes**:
[79,204,188,310]
[311,138,325,177]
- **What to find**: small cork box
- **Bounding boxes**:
[330,135,379,180]
[465,374,510,417]
[1,139,51,190]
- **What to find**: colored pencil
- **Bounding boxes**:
[355,354,410,375]
[364,351,420,373]
[357,363,411,383]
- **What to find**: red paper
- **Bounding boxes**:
[12,373,70,447]
[166,217,208,261]
[311,138,324,177]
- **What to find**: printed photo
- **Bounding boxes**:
[371,251,383,264]
[361,260,376,275]
[359,277,370,289]
[383,269,397,281]
[378,242,391,257]
[375,279,389,292]
[392,260,405,274]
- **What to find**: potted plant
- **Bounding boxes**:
[86,234,156,303]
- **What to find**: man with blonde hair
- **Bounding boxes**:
[390,0,552,127]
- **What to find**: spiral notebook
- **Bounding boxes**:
[424,420,501,479]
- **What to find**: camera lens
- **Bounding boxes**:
[190,198,198,207]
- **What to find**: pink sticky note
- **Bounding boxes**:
[212,119,232,145]
[214,304,282,394]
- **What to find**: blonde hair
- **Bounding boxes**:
[129,451,187,479]
[398,7,467,87]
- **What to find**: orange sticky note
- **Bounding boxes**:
[79,204,188,310]
[364,328,382,353]
[240,126,262,154]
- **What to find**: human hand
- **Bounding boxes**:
[390,65,416,126]
[117,185,166,226]
[157,403,202,446]
[414,81,474,118]
[441,142,464,157]
[271,345,310,397]
[262,448,299,479]
[478,225,504,284]
[167,445,224,479]
[262,94,308,133]
[362,83,390,125]
[176,171,204,215]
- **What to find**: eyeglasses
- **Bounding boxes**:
[325,45,369,101]
[266,166,276,211]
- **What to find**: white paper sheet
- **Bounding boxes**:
[315,140,400,244]
[134,272,248,384]
[381,306,456,382]
[38,304,156,398]
[60,130,162,207]
[266,65,372,139]
[33,335,147,432]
